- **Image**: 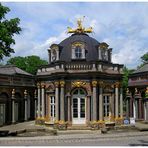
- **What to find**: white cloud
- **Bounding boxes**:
[4,2,148,68]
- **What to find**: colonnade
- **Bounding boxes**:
[11,89,34,123]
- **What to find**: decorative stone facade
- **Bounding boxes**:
[36,19,124,129]
[126,63,148,121]
[0,65,36,126]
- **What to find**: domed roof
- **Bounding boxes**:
[58,33,99,62]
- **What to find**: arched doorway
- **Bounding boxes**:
[72,88,86,124]
[0,93,9,126]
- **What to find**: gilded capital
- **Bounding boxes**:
[92,80,97,87]
[12,89,15,95]
[24,89,27,95]
[115,82,120,88]
[54,81,59,88]
[98,81,104,87]
[41,83,45,88]
[37,83,40,88]
[60,80,65,87]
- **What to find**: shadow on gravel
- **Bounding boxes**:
[129,140,148,146]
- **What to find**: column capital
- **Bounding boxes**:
[92,80,97,87]
[11,89,15,99]
[60,80,65,87]
[37,83,40,88]
[24,90,28,99]
[115,81,120,88]
[54,81,59,88]
[98,80,104,87]
[41,83,45,88]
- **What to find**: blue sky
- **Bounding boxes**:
[2,2,148,68]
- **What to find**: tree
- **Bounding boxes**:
[141,52,148,64]
[0,3,21,60]
[122,66,135,100]
[137,52,148,68]
[7,55,48,75]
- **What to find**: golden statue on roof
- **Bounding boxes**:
[67,16,93,34]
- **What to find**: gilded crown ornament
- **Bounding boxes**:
[72,81,86,88]
[67,16,93,34]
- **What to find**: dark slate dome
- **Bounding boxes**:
[58,33,99,62]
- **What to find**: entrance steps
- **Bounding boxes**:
[67,125,92,130]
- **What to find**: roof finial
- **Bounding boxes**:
[67,16,93,34]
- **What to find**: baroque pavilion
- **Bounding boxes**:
[36,19,124,129]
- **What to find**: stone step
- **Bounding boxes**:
[58,130,101,135]
[67,125,92,130]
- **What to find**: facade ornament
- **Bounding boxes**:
[41,83,45,88]
[37,83,40,88]
[115,82,120,88]
[99,42,109,50]
[67,16,93,34]
[60,80,65,87]
[24,90,28,98]
[126,88,130,94]
[54,81,59,88]
[98,81,104,88]
[11,89,15,98]
[92,80,97,87]
[72,80,86,88]
[135,88,138,94]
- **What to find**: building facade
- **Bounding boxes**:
[0,65,36,126]
[126,63,148,121]
[36,20,124,128]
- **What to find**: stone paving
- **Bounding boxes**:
[0,121,148,146]
[0,121,51,132]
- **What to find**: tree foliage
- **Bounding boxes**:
[137,52,148,68]
[7,55,48,75]
[141,52,148,64]
[122,66,135,100]
[0,3,21,60]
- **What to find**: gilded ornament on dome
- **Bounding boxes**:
[67,17,93,34]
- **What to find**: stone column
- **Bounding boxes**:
[54,81,59,121]
[67,93,71,122]
[139,98,142,119]
[41,83,45,118]
[99,81,103,121]
[37,83,41,118]
[87,95,91,122]
[34,90,37,119]
[24,90,28,121]
[92,80,97,121]
[126,99,129,118]
[133,99,136,119]
[11,89,15,123]
[60,80,65,121]
[120,87,123,118]
[115,82,119,118]
[130,98,133,117]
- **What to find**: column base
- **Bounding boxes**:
[53,120,68,130]
[115,117,124,125]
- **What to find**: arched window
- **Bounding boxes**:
[75,46,82,59]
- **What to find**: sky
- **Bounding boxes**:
[2,2,148,69]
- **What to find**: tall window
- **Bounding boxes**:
[103,96,110,117]
[50,96,55,122]
[75,46,82,58]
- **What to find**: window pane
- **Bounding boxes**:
[80,89,85,95]
[73,98,78,118]
[80,98,85,118]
